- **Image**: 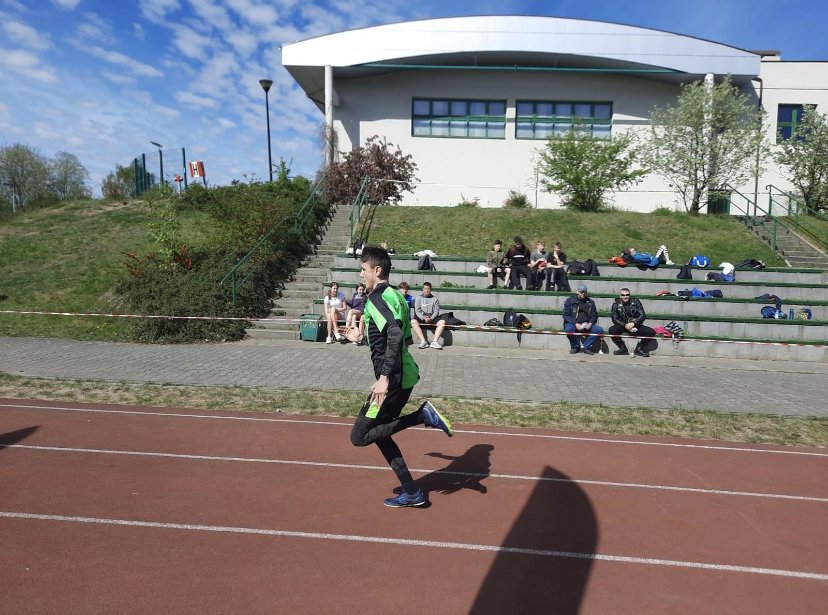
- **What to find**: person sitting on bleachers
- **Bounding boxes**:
[505,236,533,290]
[529,240,549,291]
[562,284,604,355]
[545,241,570,291]
[411,281,447,350]
[608,288,657,357]
[486,239,508,289]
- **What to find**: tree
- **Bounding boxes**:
[327,135,418,205]
[643,75,768,214]
[101,163,137,201]
[536,126,646,211]
[49,151,91,199]
[0,143,50,211]
[774,106,828,214]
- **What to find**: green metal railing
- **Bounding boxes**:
[767,184,828,254]
[348,176,371,246]
[723,185,778,250]
[219,175,328,306]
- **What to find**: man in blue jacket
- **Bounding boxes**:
[562,284,604,355]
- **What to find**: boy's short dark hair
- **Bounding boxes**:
[422,281,432,289]
[493,239,502,246]
[514,236,523,244]
[360,246,391,277]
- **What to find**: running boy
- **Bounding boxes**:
[341,246,454,507]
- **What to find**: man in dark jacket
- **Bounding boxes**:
[505,236,533,290]
[562,284,604,355]
[608,288,656,357]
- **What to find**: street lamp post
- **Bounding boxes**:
[150,141,164,187]
[259,79,274,182]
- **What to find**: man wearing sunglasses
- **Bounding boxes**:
[608,288,656,357]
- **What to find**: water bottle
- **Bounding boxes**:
[789,308,794,320]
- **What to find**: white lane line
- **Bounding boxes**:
[3,402,826,457]
[5,444,826,503]
[1,511,826,581]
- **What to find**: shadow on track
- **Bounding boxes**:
[470,465,597,614]
[414,443,494,496]
[0,426,39,451]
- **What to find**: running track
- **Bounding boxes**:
[1,398,826,614]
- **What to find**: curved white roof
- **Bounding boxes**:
[282,15,759,82]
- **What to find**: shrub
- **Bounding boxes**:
[327,135,418,205]
[456,194,479,208]
[503,190,531,209]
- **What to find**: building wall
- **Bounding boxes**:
[331,61,828,213]
[333,69,683,211]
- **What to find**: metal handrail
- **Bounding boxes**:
[348,176,371,246]
[219,175,328,305]
[767,184,828,254]
[724,184,777,250]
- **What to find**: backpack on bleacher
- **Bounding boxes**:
[690,255,710,268]
[760,306,787,319]
[503,308,518,328]
[417,254,436,271]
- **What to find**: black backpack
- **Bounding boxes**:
[676,264,693,280]
[567,260,587,275]
[417,254,436,271]
[736,258,766,269]
[483,318,503,327]
[503,308,518,328]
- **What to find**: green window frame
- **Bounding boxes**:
[515,101,613,139]
[777,104,807,141]
[412,98,506,139]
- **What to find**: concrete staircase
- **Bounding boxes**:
[743,217,828,268]
[245,204,353,341]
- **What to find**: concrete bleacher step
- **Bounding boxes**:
[318,253,827,361]
[334,254,828,285]
[330,267,828,302]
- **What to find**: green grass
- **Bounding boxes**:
[0,199,796,342]
[0,199,212,340]
[363,206,787,266]
[1,373,824,447]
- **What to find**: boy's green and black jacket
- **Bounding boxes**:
[363,282,420,390]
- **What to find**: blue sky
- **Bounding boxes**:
[1,0,826,194]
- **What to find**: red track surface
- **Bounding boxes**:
[1,398,826,614]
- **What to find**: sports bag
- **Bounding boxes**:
[676,264,692,280]
[690,255,710,268]
[483,318,503,327]
[417,254,436,271]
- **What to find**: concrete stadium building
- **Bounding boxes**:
[282,16,828,212]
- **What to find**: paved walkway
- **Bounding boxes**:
[1,336,826,416]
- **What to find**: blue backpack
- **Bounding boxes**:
[691,255,710,268]
[760,306,787,319]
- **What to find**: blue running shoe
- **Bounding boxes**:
[421,400,453,437]
[384,489,426,508]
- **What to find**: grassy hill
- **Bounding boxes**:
[1,200,787,342]
[359,206,787,267]
[0,199,211,341]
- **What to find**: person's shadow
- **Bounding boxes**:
[0,426,39,451]
[470,465,597,614]
[398,444,495,496]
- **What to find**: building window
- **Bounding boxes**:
[777,104,807,140]
[516,101,612,139]
[412,99,506,138]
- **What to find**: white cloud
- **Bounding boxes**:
[226,0,279,26]
[79,44,164,78]
[51,0,81,9]
[101,70,137,85]
[75,13,116,45]
[1,15,51,50]
[174,90,219,109]
[0,47,58,82]
[171,25,214,60]
[139,0,181,23]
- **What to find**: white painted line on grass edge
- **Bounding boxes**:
[1,511,826,581]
